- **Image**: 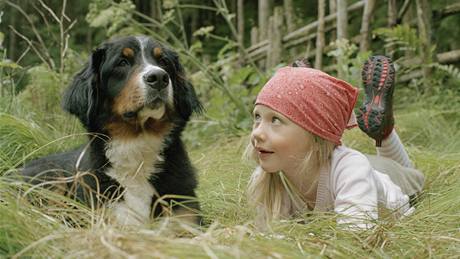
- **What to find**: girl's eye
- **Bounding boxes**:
[253,113,261,122]
[272,116,282,124]
[117,59,130,67]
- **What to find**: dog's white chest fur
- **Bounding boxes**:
[105,134,164,225]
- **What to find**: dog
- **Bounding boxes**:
[20,35,203,226]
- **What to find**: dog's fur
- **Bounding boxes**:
[21,35,202,225]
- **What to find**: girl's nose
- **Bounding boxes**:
[251,123,266,143]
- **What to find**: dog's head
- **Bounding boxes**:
[63,36,202,139]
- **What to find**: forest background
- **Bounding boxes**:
[0,0,459,257]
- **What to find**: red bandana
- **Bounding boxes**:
[256,67,358,145]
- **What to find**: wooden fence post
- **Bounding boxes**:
[388,0,397,27]
[258,0,272,42]
[416,0,433,80]
[337,0,348,39]
[315,0,326,69]
[337,0,348,79]
[284,0,295,33]
[250,26,259,46]
[360,0,375,52]
[387,0,397,57]
[237,0,245,67]
[265,17,274,69]
[267,6,284,68]
[329,0,337,42]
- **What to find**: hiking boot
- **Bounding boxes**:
[357,55,396,147]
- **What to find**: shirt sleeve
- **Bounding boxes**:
[332,152,379,229]
[373,170,413,217]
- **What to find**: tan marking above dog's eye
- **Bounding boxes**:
[122,48,134,58]
[153,47,162,59]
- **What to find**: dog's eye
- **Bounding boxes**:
[157,57,168,67]
[117,59,130,67]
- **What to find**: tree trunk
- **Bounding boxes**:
[398,0,412,21]
[258,0,272,41]
[388,0,397,27]
[284,0,295,33]
[135,0,149,16]
[329,0,337,42]
[315,0,326,69]
[386,0,398,57]
[360,0,375,52]
[336,0,348,79]
[150,0,162,21]
[337,0,348,39]
[402,0,416,25]
[267,7,283,68]
[401,0,416,59]
[190,6,199,42]
[229,0,237,27]
[415,0,433,79]
[237,0,245,66]
[251,26,259,46]
[8,9,18,61]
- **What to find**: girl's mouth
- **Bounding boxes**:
[256,147,274,159]
[259,150,273,154]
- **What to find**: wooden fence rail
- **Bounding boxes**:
[246,1,365,64]
[242,0,459,78]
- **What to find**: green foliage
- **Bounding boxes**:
[0,12,3,46]
[373,24,459,96]
[374,25,421,57]
[0,113,52,172]
[184,64,268,148]
[434,13,460,52]
[16,65,62,118]
[0,58,21,70]
[430,63,460,81]
[86,0,136,37]
[0,48,24,97]
[327,39,371,87]
[0,12,23,97]
[1,117,460,257]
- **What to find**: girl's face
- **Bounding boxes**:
[251,105,312,174]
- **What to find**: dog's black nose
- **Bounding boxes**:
[143,70,169,89]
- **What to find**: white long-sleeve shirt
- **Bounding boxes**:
[314,145,423,228]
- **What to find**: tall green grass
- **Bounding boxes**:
[1,0,459,256]
[0,41,460,258]
[1,92,459,257]
[1,125,459,257]
[1,61,459,259]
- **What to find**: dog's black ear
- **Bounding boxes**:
[182,80,203,115]
[62,47,106,129]
[167,50,203,120]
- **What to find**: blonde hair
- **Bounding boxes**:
[245,131,335,228]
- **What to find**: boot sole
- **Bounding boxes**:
[357,56,395,146]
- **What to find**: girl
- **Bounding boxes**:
[246,56,424,229]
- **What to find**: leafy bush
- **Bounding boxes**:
[184,64,269,147]
[327,38,371,87]
[16,66,62,117]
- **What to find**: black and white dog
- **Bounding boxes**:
[21,35,202,225]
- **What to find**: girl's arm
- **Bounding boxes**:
[332,151,379,229]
